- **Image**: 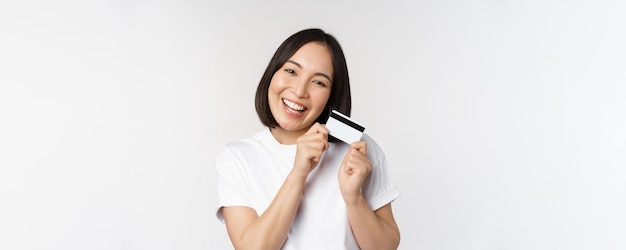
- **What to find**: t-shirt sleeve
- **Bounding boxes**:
[215,145,253,222]
[361,138,401,211]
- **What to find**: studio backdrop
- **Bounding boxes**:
[1,1,625,249]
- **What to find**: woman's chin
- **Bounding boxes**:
[277,125,304,132]
[275,121,310,132]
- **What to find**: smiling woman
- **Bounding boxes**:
[215,28,401,250]
[267,42,334,144]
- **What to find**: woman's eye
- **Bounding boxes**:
[285,69,295,74]
[313,80,327,87]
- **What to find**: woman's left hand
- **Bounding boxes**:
[338,141,372,203]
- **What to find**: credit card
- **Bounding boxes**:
[326,110,365,144]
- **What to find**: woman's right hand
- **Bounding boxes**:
[223,122,329,250]
[292,122,329,178]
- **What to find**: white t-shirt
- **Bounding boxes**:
[216,128,401,249]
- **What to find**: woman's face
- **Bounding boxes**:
[268,42,333,139]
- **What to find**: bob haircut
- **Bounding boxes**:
[255,28,351,128]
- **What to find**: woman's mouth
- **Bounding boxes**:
[282,98,306,113]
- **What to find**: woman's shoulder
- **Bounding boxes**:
[360,133,387,163]
[360,133,383,150]
[221,128,269,152]
[216,128,271,166]
[360,132,379,145]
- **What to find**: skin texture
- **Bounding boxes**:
[267,42,333,145]
[222,42,400,250]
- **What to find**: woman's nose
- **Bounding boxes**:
[292,78,309,98]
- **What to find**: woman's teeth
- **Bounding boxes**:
[283,99,305,112]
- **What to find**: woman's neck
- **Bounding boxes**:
[269,127,307,145]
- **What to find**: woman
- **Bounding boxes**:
[216,28,401,249]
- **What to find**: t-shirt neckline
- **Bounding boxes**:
[261,127,297,156]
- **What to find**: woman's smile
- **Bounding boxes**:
[282,98,307,115]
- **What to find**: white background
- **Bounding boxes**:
[1,0,625,249]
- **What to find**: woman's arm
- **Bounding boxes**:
[222,172,307,250]
[222,123,329,249]
[345,200,400,249]
[339,142,401,249]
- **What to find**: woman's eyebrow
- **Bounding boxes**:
[286,60,302,68]
[286,60,332,82]
[314,72,332,83]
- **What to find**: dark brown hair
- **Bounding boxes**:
[255,28,351,128]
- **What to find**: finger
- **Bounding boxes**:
[345,162,370,176]
[312,155,321,163]
[309,127,329,150]
[303,134,328,151]
[298,131,327,144]
[304,123,320,135]
[350,141,367,154]
[316,123,329,135]
[305,122,329,136]
[321,134,329,151]
[313,140,328,153]
[343,153,371,172]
